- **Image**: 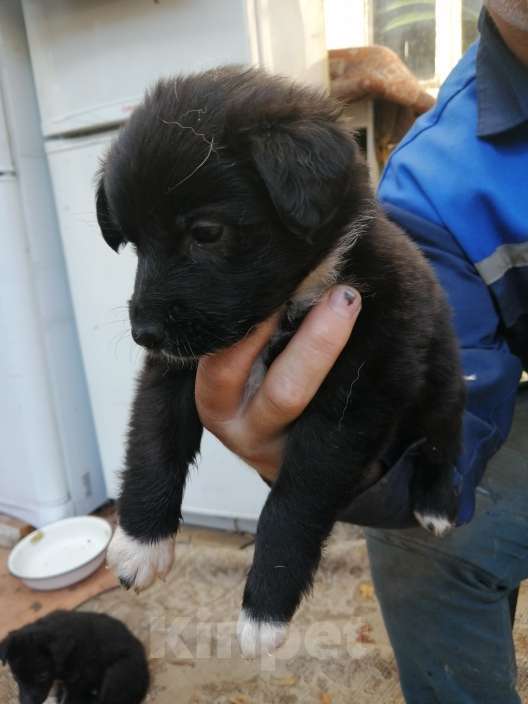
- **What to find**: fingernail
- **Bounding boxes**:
[328,286,360,317]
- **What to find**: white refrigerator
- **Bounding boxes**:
[0,1,107,527]
[22,0,328,531]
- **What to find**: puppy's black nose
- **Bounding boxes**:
[131,323,164,350]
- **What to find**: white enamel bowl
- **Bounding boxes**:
[7,516,112,591]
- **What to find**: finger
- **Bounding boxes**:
[245,286,361,436]
[195,314,279,422]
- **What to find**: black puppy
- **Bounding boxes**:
[99,67,465,656]
[0,610,149,703]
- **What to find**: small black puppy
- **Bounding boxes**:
[100,67,465,655]
[0,610,149,704]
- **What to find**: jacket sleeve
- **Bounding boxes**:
[339,204,522,528]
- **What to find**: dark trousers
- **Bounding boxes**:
[366,393,528,703]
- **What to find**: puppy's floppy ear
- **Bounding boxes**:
[96,176,125,253]
[248,120,357,237]
[0,634,12,665]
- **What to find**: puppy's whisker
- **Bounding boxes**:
[184,337,197,360]
[161,354,171,376]
[111,327,130,344]
[188,340,198,359]
[100,317,128,329]
[112,328,131,358]
[197,327,223,345]
[180,338,190,357]
[129,344,143,365]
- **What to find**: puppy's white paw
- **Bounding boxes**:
[414,511,453,537]
[237,609,288,658]
[43,695,61,704]
[44,682,64,704]
[106,525,175,591]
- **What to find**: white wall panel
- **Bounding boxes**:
[0,89,13,172]
[23,0,327,137]
[0,176,73,526]
[0,0,107,520]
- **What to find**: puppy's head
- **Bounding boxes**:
[0,629,55,704]
[96,66,368,360]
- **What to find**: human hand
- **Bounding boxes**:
[195,285,362,482]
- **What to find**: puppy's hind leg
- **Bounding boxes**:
[60,694,93,704]
[98,657,150,704]
[411,428,462,536]
[411,336,465,536]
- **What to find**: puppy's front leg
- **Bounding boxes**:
[107,356,202,590]
[237,403,396,657]
[236,420,340,655]
[237,417,341,657]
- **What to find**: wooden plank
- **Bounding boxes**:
[0,546,118,639]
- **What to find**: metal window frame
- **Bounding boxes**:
[326,0,468,90]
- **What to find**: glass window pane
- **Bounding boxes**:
[462,0,482,52]
[373,0,436,80]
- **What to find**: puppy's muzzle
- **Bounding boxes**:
[131,321,165,350]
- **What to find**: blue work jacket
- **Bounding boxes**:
[345,10,527,527]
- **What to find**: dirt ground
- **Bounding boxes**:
[1,522,527,703]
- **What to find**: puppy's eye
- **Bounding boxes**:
[190,222,225,244]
